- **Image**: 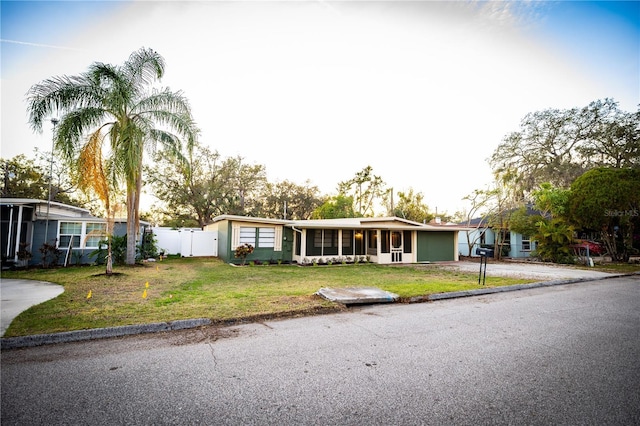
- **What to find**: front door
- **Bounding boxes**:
[391,231,402,262]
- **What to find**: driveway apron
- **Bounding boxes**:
[0,279,64,336]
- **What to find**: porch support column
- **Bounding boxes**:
[453,231,459,261]
[13,205,24,262]
[6,206,14,259]
[300,229,306,258]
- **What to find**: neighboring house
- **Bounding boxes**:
[458,208,545,259]
[1,198,148,267]
[459,225,537,259]
[205,215,467,265]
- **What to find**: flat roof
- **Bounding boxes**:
[209,214,470,231]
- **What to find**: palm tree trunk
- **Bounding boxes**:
[125,174,144,265]
[126,189,137,265]
[106,236,113,275]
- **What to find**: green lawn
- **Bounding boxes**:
[1,257,534,337]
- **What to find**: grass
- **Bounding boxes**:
[585,262,640,274]
[1,257,537,337]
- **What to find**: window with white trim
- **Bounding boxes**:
[85,223,107,248]
[58,222,107,249]
[234,225,281,250]
[522,235,531,251]
[258,227,275,248]
[59,222,81,248]
[239,227,256,246]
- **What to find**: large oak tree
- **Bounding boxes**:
[568,168,640,261]
[489,99,639,198]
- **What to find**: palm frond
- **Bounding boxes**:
[77,130,110,208]
[123,47,165,89]
[27,74,104,132]
[55,109,112,161]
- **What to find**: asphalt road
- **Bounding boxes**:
[2,276,639,425]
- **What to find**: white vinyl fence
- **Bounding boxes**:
[153,227,217,257]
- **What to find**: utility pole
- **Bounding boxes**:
[43,118,58,245]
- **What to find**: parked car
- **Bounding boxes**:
[572,240,604,256]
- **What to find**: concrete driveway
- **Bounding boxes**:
[0,279,64,336]
[438,260,617,280]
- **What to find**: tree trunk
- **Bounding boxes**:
[126,189,137,265]
[106,236,113,275]
[106,219,113,275]
[601,228,618,261]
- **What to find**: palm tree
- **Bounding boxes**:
[27,47,198,264]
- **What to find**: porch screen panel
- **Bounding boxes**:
[342,230,353,255]
[381,230,390,253]
[355,231,365,255]
[324,229,338,256]
[308,229,322,256]
[367,230,377,255]
[308,229,338,256]
[403,231,412,253]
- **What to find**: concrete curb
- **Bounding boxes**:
[1,318,211,350]
[424,273,635,302]
[2,272,637,350]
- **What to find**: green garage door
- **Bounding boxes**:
[417,231,455,262]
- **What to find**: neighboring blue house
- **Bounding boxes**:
[1,198,147,268]
[458,207,545,259]
[458,222,537,259]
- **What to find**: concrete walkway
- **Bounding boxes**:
[0,279,64,336]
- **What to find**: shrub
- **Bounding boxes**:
[234,243,254,266]
[39,242,62,268]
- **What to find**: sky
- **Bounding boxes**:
[1,0,639,216]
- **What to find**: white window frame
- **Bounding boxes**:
[85,223,107,248]
[239,227,257,246]
[232,225,282,251]
[58,222,107,249]
[58,222,82,249]
[258,227,275,248]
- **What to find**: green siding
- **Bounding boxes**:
[223,221,292,264]
[417,231,455,262]
[217,221,231,263]
[282,227,294,261]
